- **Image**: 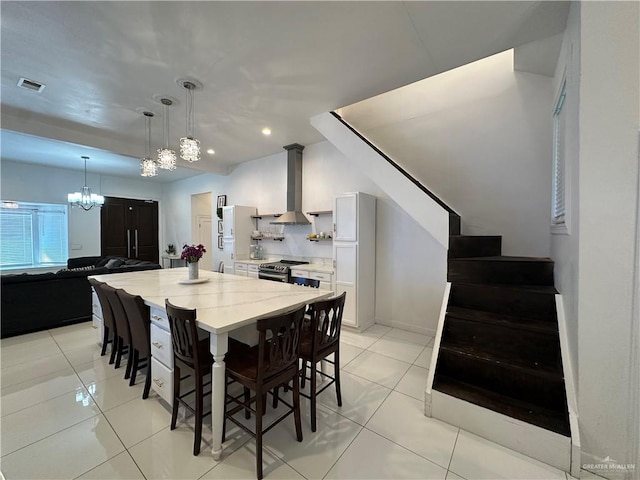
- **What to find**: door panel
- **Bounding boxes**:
[101,197,159,263]
[334,194,357,242]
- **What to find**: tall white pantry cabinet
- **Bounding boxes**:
[221,205,256,274]
[333,192,376,330]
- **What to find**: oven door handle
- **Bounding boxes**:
[258,271,288,282]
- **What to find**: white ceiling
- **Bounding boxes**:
[0,1,569,182]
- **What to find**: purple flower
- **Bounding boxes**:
[181,244,206,263]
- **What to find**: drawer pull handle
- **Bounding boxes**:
[153,379,164,387]
[151,315,165,322]
[152,342,163,349]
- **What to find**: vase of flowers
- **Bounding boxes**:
[181,244,206,280]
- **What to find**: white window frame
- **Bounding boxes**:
[0,201,69,270]
[551,76,570,235]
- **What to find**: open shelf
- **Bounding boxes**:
[251,213,282,219]
[306,210,332,216]
[307,237,332,242]
[251,236,284,241]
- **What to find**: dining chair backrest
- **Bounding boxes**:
[102,284,131,343]
[256,304,306,383]
[117,290,151,356]
[88,278,116,332]
[307,291,346,353]
[165,299,202,368]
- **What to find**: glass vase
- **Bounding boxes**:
[188,261,199,280]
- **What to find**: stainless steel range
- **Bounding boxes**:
[258,260,309,283]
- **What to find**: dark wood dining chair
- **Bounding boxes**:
[223,304,306,480]
[117,289,152,399]
[88,279,117,365]
[299,292,347,432]
[102,284,133,378]
[164,299,213,456]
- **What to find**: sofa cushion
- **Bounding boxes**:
[105,258,125,269]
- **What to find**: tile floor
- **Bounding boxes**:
[0,322,585,479]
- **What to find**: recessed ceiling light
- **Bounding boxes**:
[262,128,271,136]
[207,149,215,155]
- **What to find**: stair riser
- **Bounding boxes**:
[448,236,502,258]
[436,349,567,413]
[442,316,562,370]
[448,259,554,285]
[449,284,557,320]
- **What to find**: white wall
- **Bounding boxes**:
[340,49,553,257]
[164,141,447,335]
[0,160,164,260]
[550,0,581,423]
[574,1,639,471]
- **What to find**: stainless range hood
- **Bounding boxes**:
[270,143,310,225]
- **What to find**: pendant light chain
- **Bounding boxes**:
[157,98,177,171]
[141,111,158,177]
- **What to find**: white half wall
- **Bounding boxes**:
[339,49,554,257]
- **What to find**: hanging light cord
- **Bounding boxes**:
[185,83,194,138]
[146,114,152,157]
[163,103,170,148]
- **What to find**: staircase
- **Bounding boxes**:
[431,234,571,467]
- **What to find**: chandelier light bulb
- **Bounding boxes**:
[140,157,158,177]
[157,98,177,170]
[180,136,200,162]
[180,81,200,162]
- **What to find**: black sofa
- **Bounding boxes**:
[1,256,161,338]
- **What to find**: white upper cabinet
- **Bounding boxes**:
[334,194,358,242]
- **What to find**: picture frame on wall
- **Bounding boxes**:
[217,195,227,208]
[217,219,223,234]
[218,235,223,249]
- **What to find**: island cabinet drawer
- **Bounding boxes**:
[309,271,331,282]
[248,265,259,273]
[150,306,169,331]
[235,263,248,272]
[151,357,173,405]
[150,324,173,368]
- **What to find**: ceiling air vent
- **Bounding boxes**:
[17,77,46,93]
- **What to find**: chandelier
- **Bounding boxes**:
[67,156,105,210]
[157,98,177,170]
[140,111,158,177]
[179,81,200,162]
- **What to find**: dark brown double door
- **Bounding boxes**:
[101,197,159,264]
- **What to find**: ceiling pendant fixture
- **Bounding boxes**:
[157,98,177,170]
[67,156,105,211]
[140,111,158,177]
[179,80,200,162]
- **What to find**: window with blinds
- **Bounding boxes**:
[0,201,68,269]
[552,79,568,233]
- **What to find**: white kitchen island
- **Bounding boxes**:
[89,267,331,460]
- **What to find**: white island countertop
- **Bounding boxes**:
[89,267,331,335]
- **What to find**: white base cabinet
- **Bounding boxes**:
[333,192,376,330]
[91,289,104,346]
[149,305,174,405]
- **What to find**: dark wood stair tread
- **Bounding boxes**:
[439,344,563,378]
[452,256,553,263]
[433,375,570,436]
[451,282,558,294]
[447,306,558,334]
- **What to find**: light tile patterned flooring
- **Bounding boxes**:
[0,322,584,479]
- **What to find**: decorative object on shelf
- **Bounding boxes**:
[140,111,158,177]
[179,80,200,162]
[67,156,105,211]
[218,235,223,249]
[218,220,223,234]
[165,243,176,255]
[181,243,206,280]
[217,195,227,208]
[157,98,177,170]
